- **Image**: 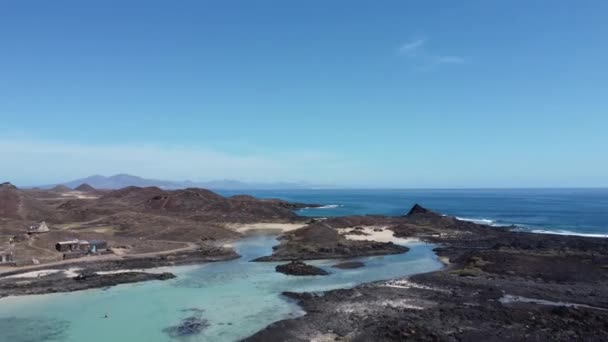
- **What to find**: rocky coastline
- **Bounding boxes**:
[0,245,239,298]
[0,271,176,298]
[3,184,608,341]
[245,205,608,341]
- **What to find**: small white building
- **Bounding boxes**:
[27,221,50,234]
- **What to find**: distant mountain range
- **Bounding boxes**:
[39,174,326,190]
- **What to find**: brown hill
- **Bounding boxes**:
[95,187,302,223]
[99,186,165,207]
[0,182,55,221]
[50,184,71,192]
[142,188,225,212]
[75,183,96,192]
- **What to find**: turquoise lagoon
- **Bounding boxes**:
[0,235,443,342]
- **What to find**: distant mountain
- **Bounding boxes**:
[44,174,325,190]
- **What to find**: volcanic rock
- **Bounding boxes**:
[406,204,434,216]
[276,261,329,276]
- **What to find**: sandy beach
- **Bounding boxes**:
[338,226,421,244]
[226,222,308,234]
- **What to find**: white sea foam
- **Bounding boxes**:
[318,204,342,209]
[301,204,343,210]
[530,229,608,238]
[455,216,496,225]
[456,217,607,238]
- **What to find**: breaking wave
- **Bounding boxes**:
[316,204,343,209]
[298,204,343,210]
[530,229,608,238]
[455,216,497,226]
[456,216,607,238]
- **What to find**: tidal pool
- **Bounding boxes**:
[0,235,443,342]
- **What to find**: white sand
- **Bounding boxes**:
[6,269,62,278]
[5,267,83,279]
[95,266,175,276]
[338,226,420,244]
[60,191,99,200]
[63,268,82,277]
[96,269,146,275]
[227,222,307,233]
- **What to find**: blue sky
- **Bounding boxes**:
[1,1,607,187]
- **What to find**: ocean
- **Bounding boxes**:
[219,188,608,237]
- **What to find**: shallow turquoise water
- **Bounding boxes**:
[0,235,442,342]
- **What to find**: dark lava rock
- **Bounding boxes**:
[163,316,210,338]
[406,203,433,216]
[276,261,329,276]
[332,261,365,269]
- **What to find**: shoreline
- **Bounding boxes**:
[0,244,240,298]
[245,209,608,341]
[3,214,606,299]
[2,204,608,341]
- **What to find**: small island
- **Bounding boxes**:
[276,261,329,276]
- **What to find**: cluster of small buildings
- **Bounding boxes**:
[55,239,108,260]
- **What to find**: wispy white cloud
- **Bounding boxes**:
[397,37,466,70]
[398,38,426,54]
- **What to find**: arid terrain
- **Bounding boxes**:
[2,182,608,341]
[0,181,315,267]
[0,182,402,296]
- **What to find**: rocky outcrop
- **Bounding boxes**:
[163,312,210,338]
[254,223,409,261]
[406,203,434,216]
[276,261,329,276]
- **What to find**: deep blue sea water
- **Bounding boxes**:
[218,189,608,237]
